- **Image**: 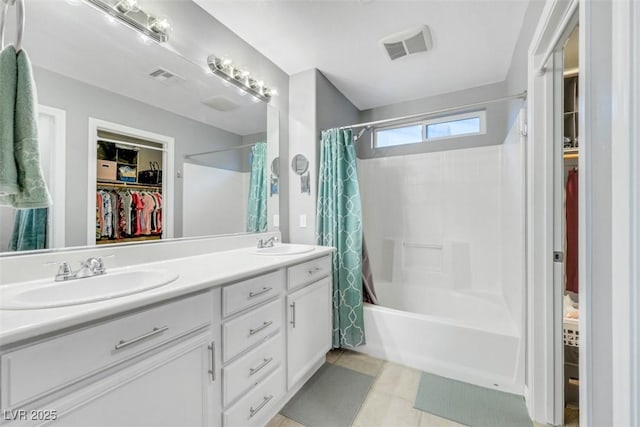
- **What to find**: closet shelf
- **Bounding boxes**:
[97,180,162,190]
[97,235,161,245]
[564,148,579,160]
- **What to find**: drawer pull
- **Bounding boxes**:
[248,287,272,299]
[249,321,273,336]
[114,326,168,350]
[249,394,274,418]
[290,302,296,328]
[307,267,322,275]
[249,357,274,376]
[208,341,216,382]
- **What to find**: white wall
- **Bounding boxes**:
[182,163,249,237]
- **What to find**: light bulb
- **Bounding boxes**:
[115,0,139,13]
[222,58,232,67]
[149,16,172,34]
[270,88,279,96]
[257,80,265,87]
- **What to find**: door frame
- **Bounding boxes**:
[38,105,66,249]
[87,118,175,245]
[525,0,578,425]
[610,0,640,425]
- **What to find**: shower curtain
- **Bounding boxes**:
[10,208,47,251]
[316,128,365,348]
[246,142,268,233]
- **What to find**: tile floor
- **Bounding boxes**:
[268,350,580,427]
[268,349,463,427]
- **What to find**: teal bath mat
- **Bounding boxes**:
[414,372,532,427]
[281,363,373,427]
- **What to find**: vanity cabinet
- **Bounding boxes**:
[0,250,334,427]
[285,256,333,389]
[0,291,221,427]
[45,331,219,427]
[220,270,285,427]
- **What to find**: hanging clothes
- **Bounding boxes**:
[95,189,163,240]
[566,168,579,293]
[246,142,268,232]
[316,128,365,348]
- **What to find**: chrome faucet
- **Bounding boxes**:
[54,257,107,281]
[257,237,279,248]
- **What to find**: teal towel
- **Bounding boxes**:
[10,207,48,251]
[0,46,18,197]
[10,49,51,208]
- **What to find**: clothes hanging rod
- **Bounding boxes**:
[338,91,527,132]
[184,142,257,159]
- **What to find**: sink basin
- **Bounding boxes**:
[0,269,179,310]
[249,244,315,256]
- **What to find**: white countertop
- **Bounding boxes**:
[0,245,334,346]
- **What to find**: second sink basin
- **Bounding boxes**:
[249,244,315,256]
[0,269,179,310]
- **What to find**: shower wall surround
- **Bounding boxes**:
[358,111,525,328]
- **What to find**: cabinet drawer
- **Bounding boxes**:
[223,299,282,362]
[223,333,282,407]
[224,367,284,427]
[287,255,332,290]
[222,270,284,318]
[1,292,212,409]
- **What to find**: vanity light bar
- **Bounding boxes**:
[206,55,272,103]
[82,0,170,44]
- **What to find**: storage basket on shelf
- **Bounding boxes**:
[563,318,579,347]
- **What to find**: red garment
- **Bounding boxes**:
[132,192,144,236]
[566,169,579,293]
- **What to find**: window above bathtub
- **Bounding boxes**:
[373,110,487,149]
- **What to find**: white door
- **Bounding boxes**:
[0,105,66,252]
[286,278,332,388]
[47,332,221,427]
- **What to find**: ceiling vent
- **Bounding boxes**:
[380,26,433,61]
[148,67,183,83]
[202,96,240,112]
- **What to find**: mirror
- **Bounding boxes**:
[291,154,311,195]
[271,158,280,178]
[291,154,310,175]
[0,0,280,254]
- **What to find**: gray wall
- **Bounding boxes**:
[287,69,359,244]
[34,66,253,247]
[357,81,516,159]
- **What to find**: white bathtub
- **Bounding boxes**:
[357,283,525,394]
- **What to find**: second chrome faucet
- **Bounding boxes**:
[54,257,107,281]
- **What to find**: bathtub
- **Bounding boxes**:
[357,283,525,394]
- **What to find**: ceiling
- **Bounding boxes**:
[14,0,266,136]
[193,0,530,110]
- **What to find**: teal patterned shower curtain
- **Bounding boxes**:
[316,128,365,348]
[247,142,267,232]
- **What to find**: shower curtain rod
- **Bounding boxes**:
[184,142,257,159]
[338,91,527,134]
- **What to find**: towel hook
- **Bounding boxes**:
[0,0,24,52]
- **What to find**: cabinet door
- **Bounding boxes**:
[45,331,221,427]
[286,277,332,388]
